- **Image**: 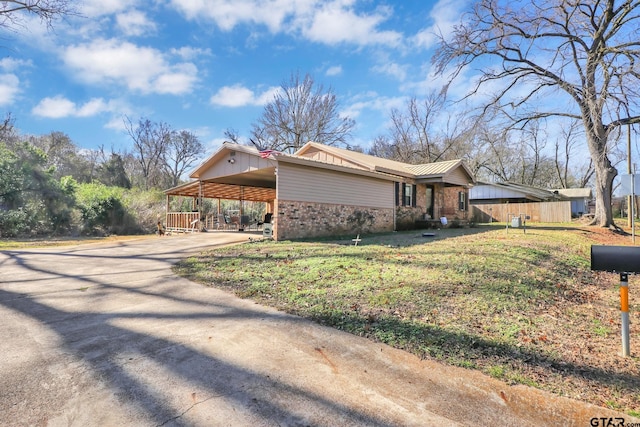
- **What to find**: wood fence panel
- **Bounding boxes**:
[471,201,571,223]
[166,212,200,231]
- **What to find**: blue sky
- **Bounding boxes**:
[0,0,469,154]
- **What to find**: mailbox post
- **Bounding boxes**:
[591,245,640,357]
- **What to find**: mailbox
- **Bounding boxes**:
[590,245,637,357]
[591,245,640,273]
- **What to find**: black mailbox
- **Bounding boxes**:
[591,245,640,273]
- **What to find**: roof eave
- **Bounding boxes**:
[190,142,261,179]
[277,155,399,181]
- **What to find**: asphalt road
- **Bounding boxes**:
[0,232,632,426]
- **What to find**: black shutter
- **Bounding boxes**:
[395,182,400,206]
[412,184,417,207]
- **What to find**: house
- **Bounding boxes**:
[469,182,592,222]
[469,182,564,204]
[550,188,592,216]
[164,142,475,240]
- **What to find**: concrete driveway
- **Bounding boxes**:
[0,232,630,426]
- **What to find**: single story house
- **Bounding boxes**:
[550,188,593,216]
[164,142,475,240]
[469,182,565,204]
[470,182,592,222]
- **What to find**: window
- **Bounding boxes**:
[404,184,413,207]
[395,183,417,207]
[458,191,467,211]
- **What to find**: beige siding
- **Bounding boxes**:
[446,167,471,186]
[300,147,367,170]
[277,163,393,208]
[200,151,273,180]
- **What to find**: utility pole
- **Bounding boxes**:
[628,124,633,228]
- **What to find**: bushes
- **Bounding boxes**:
[75,183,126,235]
[0,140,167,238]
[0,208,33,237]
[75,183,164,235]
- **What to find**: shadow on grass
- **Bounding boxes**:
[307,310,639,399]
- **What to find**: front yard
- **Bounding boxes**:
[174,223,640,415]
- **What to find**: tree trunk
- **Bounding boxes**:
[588,132,617,227]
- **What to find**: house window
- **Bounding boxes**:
[458,191,467,211]
[395,183,417,207]
[404,184,413,207]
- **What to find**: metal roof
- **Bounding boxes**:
[551,188,592,199]
[166,142,475,201]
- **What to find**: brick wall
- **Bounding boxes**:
[274,200,394,240]
[395,206,423,230]
[395,185,469,230]
[443,187,469,220]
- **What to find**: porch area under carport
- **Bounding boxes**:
[163,166,277,234]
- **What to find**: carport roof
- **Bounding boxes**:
[164,180,276,202]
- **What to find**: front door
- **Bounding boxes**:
[425,186,434,218]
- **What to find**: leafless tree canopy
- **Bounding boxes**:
[251,72,355,154]
[124,117,173,190]
[376,93,476,164]
[434,0,640,227]
[164,129,204,188]
[0,0,75,31]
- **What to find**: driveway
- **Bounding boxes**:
[0,232,630,426]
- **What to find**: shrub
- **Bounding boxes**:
[75,183,127,235]
[0,208,33,237]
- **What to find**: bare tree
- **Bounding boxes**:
[251,72,355,153]
[224,128,241,144]
[434,0,640,227]
[553,120,596,188]
[0,0,75,31]
[124,116,172,190]
[377,92,475,164]
[163,130,204,187]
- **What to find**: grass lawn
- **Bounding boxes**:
[174,223,640,416]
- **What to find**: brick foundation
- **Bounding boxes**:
[274,200,394,240]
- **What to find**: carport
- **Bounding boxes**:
[164,143,277,232]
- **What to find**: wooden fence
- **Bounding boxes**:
[165,212,200,232]
[471,201,572,223]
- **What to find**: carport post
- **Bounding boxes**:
[621,273,630,357]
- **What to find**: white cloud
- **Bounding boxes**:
[32,96,77,118]
[372,62,407,81]
[412,0,468,50]
[301,3,401,46]
[325,65,342,76]
[169,0,299,32]
[210,84,280,107]
[169,0,401,47]
[342,92,406,119]
[170,46,213,61]
[81,0,133,17]
[0,58,32,72]
[62,39,198,95]
[0,74,20,106]
[154,64,199,95]
[116,10,157,36]
[32,96,120,118]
